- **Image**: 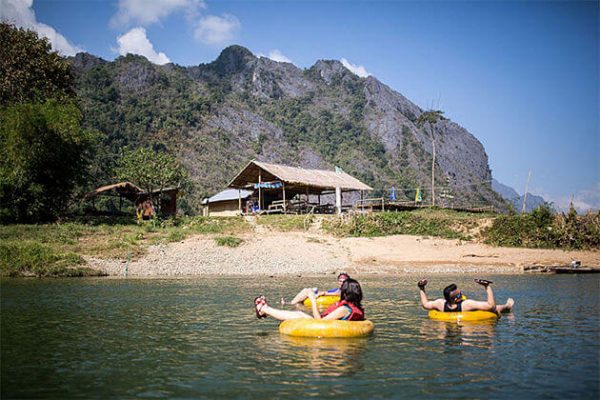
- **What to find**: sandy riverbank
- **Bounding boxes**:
[86,229,600,277]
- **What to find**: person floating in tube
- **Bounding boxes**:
[281,272,350,305]
[417,278,514,314]
[255,278,365,321]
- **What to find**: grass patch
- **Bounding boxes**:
[322,209,491,240]
[257,214,314,231]
[0,216,252,277]
[214,235,244,247]
[0,240,101,277]
[482,207,600,250]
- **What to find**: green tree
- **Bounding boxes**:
[0,23,75,105]
[0,24,94,223]
[0,101,94,222]
[115,148,189,214]
[417,110,444,207]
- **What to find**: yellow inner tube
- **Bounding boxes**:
[303,296,340,308]
[279,319,374,338]
[428,310,498,322]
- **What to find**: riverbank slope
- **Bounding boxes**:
[88,228,600,276]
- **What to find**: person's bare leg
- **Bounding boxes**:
[288,288,312,305]
[260,304,312,321]
[496,298,514,313]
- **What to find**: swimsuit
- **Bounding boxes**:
[444,301,462,312]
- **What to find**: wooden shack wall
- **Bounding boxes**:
[208,199,244,216]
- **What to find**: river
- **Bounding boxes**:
[1,274,598,398]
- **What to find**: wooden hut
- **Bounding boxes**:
[203,188,253,216]
[227,160,372,214]
[86,182,179,217]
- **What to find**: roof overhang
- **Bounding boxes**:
[227,160,372,193]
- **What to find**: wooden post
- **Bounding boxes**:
[382,197,385,212]
[238,189,242,215]
[258,170,262,212]
[335,187,341,214]
[282,182,286,214]
[521,170,532,214]
[431,136,436,207]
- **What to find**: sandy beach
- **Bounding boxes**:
[87,226,600,276]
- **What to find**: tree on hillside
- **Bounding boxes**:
[417,110,444,207]
[0,101,94,222]
[0,23,75,105]
[115,148,189,214]
[0,23,94,223]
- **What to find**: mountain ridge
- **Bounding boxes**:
[70,45,507,212]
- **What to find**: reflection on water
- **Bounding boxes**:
[420,319,498,348]
[271,335,367,377]
[1,275,598,399]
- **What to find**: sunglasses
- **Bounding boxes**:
[452,291,463,301]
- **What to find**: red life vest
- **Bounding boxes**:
[321,300,365,321]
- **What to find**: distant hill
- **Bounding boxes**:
[69,46,506,212]
[492,179,549,212]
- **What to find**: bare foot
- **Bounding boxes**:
[506,297,514,310]
[254,296,267,319]
[497,298,514,314]
[280,297,286,305]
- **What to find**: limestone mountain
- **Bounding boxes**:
[70,45,506,212]
[492,179,549,212]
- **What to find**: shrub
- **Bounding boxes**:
[214,235,243,247]
[482,206,599,250]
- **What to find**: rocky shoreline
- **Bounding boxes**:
[85,231,598,277]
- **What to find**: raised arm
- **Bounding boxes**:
[462,279,496,312]
[418,279,439,310]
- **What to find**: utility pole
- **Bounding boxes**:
[431,136,436,207]
[521,170,531,214]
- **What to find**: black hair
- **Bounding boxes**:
[443,284,458,302]
[338,272,350,280]
[340,278,363,309]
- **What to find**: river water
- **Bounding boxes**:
[1,275,598,399]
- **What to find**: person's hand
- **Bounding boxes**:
[474,278,493,287]
[418,279,428,289]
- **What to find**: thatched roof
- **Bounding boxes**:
[86,182,179,202]
[228,160,372,192]
[86,182,143,199]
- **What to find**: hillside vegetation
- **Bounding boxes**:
[70,46,506,213]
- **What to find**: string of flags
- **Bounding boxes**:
[253,181,283,189]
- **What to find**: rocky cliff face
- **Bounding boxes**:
[70,45,506,212]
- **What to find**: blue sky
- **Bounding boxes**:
[2,0,598,211]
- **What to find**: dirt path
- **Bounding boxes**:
[87,224,599,276]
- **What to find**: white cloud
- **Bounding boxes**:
[541,182,600,213]
[116,27,170,65]
[340,58,371,78]
[193,14,240,45]
[111,0,205,27]
[264,49,292,63]
[0,0,82,56]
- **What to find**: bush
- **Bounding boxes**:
[482,206,599,250]
[323,209,480,240]
[214,235,243,247]
[0,240,101,277]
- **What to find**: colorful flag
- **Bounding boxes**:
[415,188,422,203]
